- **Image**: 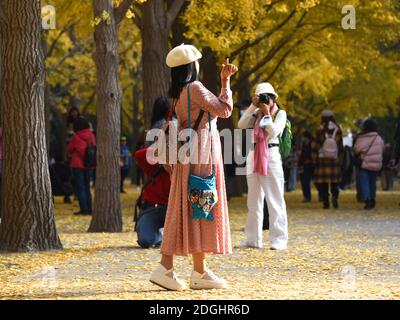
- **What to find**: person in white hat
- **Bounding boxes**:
[237,82,288,250]
[150,44,238,291]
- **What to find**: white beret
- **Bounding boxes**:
[166,44,202,68]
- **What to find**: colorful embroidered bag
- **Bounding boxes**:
[187,84,218,221]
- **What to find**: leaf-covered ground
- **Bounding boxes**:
[0,184,399,300]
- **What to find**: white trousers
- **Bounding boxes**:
[245,149,288,248]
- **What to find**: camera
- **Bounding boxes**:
[259,93,271,104]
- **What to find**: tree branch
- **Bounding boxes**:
[166,0,186,29]
[230,9,297,60]
[114,0,135,25]
[233,18,335,91]
[46,21,77,58]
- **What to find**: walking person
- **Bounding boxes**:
[381,144,394,191]
[298,131,315,202]
[67,117,96,215]
[149,44,238,291]
[312,110,344,209]
[353,118,384,209]
[237,82,288,250]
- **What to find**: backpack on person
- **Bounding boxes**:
[318,128,338,160]
[273,108,292,161]
[84,141,97,168]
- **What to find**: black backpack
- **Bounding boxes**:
[84,141,97,168]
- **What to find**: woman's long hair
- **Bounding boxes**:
[67,107,80,125]
[168,61,199,100]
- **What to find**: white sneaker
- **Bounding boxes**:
[190,268,228,290]
[270,243,287,250]
[149,264,186,291]
[234,240,262,249]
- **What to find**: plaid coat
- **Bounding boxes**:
[312,126,344,183]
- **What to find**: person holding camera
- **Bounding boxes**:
[237,83,288,250]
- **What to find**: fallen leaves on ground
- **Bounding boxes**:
[0,185,399,300]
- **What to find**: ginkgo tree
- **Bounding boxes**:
[183,0,400,130]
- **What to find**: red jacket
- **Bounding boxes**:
[134,148,170,206]
[67,129,96,169]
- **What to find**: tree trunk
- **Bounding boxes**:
[89,0,123,232]
[130,70,142,185]
[0,0,62,252]
[141,0,171,129]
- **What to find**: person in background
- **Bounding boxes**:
[134,133,145,188]
[390,116,400,206]
[150,96,171,130]
[238,82,288,250]
[339,145,355,191]
[49,154,74,204]
[312,110,344,209]
[284,140,297,192]
[67,117,96,215]
[120,136,132,193]
[134,148,171,248]
[354,118,384,209]
[381,144,394,191]
[391,115,400,169]
[66,107,80,145]
[133,97,172,189]
[298,131,315,203]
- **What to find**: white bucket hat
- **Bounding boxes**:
[166,44,202,68]
[322,110,334,117]
[255,82,278,99]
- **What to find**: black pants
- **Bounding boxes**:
[121,168,129,191]
[300,164,314,201]
[317,183,339,205]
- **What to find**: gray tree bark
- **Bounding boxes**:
[140,0,186,129]
[89,0,134,232]
[0,0,62,252]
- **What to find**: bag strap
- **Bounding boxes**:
[187,84,214,175]
[165,96,204,135]
[363,134,379,158]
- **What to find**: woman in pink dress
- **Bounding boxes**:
[150,44,238,291]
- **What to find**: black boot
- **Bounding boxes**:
[332,197,339,209]
[370,199,376,209]
[364,200,372,210]
[323,199,330,209]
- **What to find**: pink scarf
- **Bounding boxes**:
[253,104,278,176]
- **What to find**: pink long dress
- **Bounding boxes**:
[160,81,233,256]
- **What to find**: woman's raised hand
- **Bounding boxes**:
[220,58,238,81]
